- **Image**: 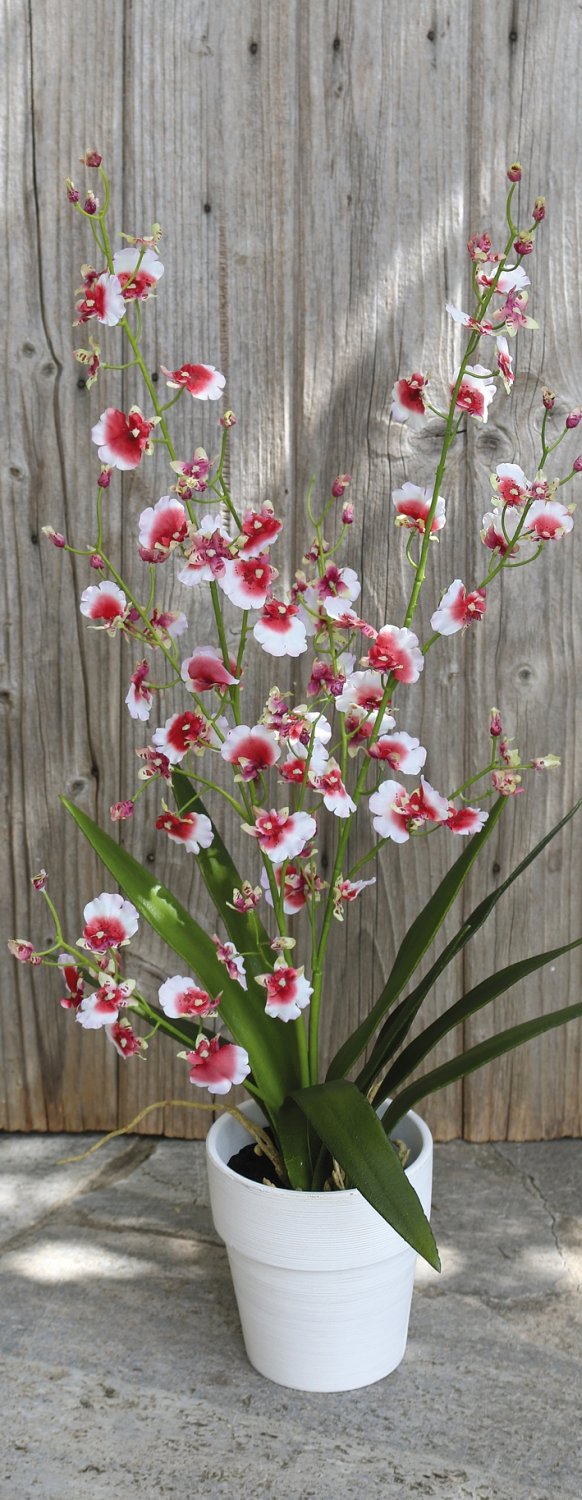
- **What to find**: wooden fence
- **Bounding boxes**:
[1,0,581,1140]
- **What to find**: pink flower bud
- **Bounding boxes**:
[65,178,80,204]
[507,162,522,182]
[90,553,105,570]
[573,456,582,472]
[566,408,582,429]
[514,236,534,257]
[97,466,112,488]
[542,389,556,412]
[83,192,98,215]
[331,473,351,498]
[341,501,355,525]
[467,231,492,262]
[8,939,41,965]
[219,410,237,429]
[42,526,66,548]
[80,150,103,168]
[31,869,48,892]
[531,754,561,772]
[489,707,503,738]
[532,197,546,223]
[110,800,134,822]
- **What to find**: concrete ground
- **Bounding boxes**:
[0,1134,581,1500]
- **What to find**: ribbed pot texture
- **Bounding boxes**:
[206,1098,433,1392]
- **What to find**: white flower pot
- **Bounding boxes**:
[206,1097,433,1392]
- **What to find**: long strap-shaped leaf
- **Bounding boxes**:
[358,796,582,1093]
[292,1079,440,1270]
[377,937,582,1100]
[327,798,506,1082]
[62,797,302,1112]
[381,994,582,1137]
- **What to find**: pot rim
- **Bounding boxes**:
[206,1095,433,1198]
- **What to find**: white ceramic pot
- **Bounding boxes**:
[206,1098,433,1392]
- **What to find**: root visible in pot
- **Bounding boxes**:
[229,1134,283,1188]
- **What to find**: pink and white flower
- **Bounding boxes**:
[107,1020,145,1059]
[245,808,317,864]
[156,810,214,853]
[446,804,489,835]
[177,514,232,586]
[525,501,574,541]
[368,731,427,776]
[392,483,446,534]
[138,496,188,563]
[312,759,356,817]
[58,955,85,1009]
[452,365,497,423]
[368,779,412,843]
[213,937,247,990]
[153,709,221,763]
[405,778,450,826]
[220,553,278,610]
[258,959,313,1021]
[220,724,281,781]
[480,509,522,556]
[496,336,514,393]
[343,705,395,754]
[185,1037,251,1094]
[80,579,127,631]
[253,599,308,657]
[391,373,428,430]
[150,607,188,641]
[181,646,239,694]
[8,939,41,965]
[113,246,164,300]
[431,579,487,635]
[476,262,530,295]
[91,406,156,469]
[367,625,424,684]
[125,660,153,721]
[491,463,530,507]
[445,304,495,336]
[158,975,221,1018]
[316,564,361,619]
[160,362,225,400]
[170,449,211,496]
[333,876,376,919]
[75,271,125,326]
[238,502,282,555]
[336,670,393,719]
[76,975,136,1030]
[80,893,139,953]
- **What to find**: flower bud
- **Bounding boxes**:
[532,197,546,223]
[542,388,556,411]
[489,707,503,738]
[80,150,103,168]
[90,553,105,570]
[42,525,66,548]
[83,191,98,215]
[270,935,296,952]
[566,408,582,429]
[65,178,80,204]
[507,162,522,182]
[514,235,534,256]
[110,800,134,821]
[97,465,112,488]
[531,754,561,771]
[341,501,355,525]
[8,939,41,965]
[219,410,237,428]
[573,456,582,472]
[331,473,351,499]
[31,869,48,892]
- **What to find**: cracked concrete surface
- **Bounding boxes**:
[0,1135,581,1499]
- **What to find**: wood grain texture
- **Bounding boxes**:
[1,0,580,1141]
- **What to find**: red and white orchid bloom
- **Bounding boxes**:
[92,406,157,469]
[177,513,232,586]
[220,553,278,611]
[525,501,574,541]
[80,579,127,631]
[284,711,332,755]
[494,288,538,337]
[452,365,497,423]
[390,373,428,430]
[332,876,376,920]
[170,449,211,495]
[367,624,424,684]
[491,462,530,507]
[75,271,125,327]
[138,496,188,563]
[446,805,489,835]
[184,1036,251,1094]
[58,954,85,1009]
[220,724,281,781]
[158,975,221,1019]
[230,881,263,912]
[282,735,329,778]
[160,362,226,400]
[476,262,530,295]
[260,862,321,915]
[368,779,412,843]
[392,483,446,534]
[107,1020,145,1059]
[156,809,214,854]
[312,759,356,818]
[112,246,164,300]
[445,303,495,336]
[181,646,239,694]
[76,975,136,1030]
[335,670,393,719]
[80,893,139,953]
[150,607,188,641]
[431,579,487,636]
[125,660,153,721]
[496,336,514,393]
[245,808,317,864]
[238,502,283,555]
[253,599,308,657]
[152,709,222,763]
[316,563,361,620]
[480,509,522,556]
[213,937,247,990]
[368,731,427,776]
[258,959,313,1021]
[136,744,172,782]
[406,779,453,827]
[343,705,395,755]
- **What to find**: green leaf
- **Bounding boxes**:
[381,993,582,1137]
[327,799,506,1082]
[292,1079,440,1271]
[378,937,582,1098]
[359,796,582,1092]
[61,797,302,1113]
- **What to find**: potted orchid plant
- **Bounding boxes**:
[11,154,581,1392]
